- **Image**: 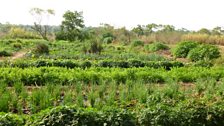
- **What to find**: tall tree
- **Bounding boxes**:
[57,10,85,41]
[197,28,211,35]
[145,23,158,34]
[30,8,55,40]
[132,25,144,37]
[212,26,224,35]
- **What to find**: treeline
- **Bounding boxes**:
[1,9,224,45]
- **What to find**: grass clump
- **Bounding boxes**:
[145,42,169,52]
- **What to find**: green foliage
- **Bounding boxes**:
[56,10,85,41]
[6,59,183,69]
[193,60,213,67]
[102,32,115,44]
[81,60,92,68]
[0,113,25,126]
[128,59,145,67]
[145,42,169,52]
[138,100,224,126]
[27,106,136,126]
[0,50,12,57]
[0,66,224,86]
[12,42,22,49]
[88,40,103,54]
[7,27,40,39]
[103,37,114,44]
[188,44,221,61]
[33,43,49,54]
[172,41,199,58]
[131,40,144,47]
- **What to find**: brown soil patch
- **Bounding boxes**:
[0,51,26,61]
[11,51,26,60]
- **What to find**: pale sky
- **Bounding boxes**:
[0,0,224,30]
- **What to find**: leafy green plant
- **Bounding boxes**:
[172,41,199,58]
[131,40,144,47]
[33,43,49,54]
[12,42,22,49]
[103,37,114,44]
[0,113,25,126]
[145,42,169,52]
[0,50,12,57]
[187,44,220,61]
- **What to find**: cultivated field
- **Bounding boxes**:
[0,36,224,125]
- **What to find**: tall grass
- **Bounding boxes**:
[182,34,224,45]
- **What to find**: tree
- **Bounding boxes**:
[197,28,211,35]
[211,26,224,35]
[132,25,144,37]
[145,23,158,34]
[160,25,175,32]
[30,8,55,40]
[56,10,85,41]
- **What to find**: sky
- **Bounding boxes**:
[0,0,224,30]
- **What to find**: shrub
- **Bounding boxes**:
[146,61,184,70]
[145,42,169,52]
[27,106,136,126]
[131,40,144,47]
[33,43,49,54]
[81,60,92,68]
[193,60,213,67]
[98,60,114,67]
[7,27,40,39]
[89,40,103,54]
[129,59,145,67]
[35,60,52,67]
[187,44,220,61]
[103,37,113,44]
[53,60,78,68]
[12,43,22,49]
[0,50,12,57]
[172,41,199,58]
[137,72,165,83]
[55,31,67,41]
[0,113,25,126]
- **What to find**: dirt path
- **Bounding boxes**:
[11,51,26,60]
[0,51,27,61]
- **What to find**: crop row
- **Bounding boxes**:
[1,101,224,126]
[0,59,183,69]
[1,77,223,114]
[0,67,223,86]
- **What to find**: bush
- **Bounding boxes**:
[103,37,113,44]
[12,43,22,49]
[88,40,103,54]
[35,60,52,67]
[193,60,213,67]
[27,106,136,126]
[145,42,169,52]
[81,60,92,68]
[98,60,114,67]
[0,50,12,57]
[33,43,49,54]
[7,27,40,39]
[0,113,25,126]
[139,72,165,83]
[172,41,199,58]
[129,59,145,67]
[131,40,144,47]
[187,44,220,61]
[146,61,184,70]
[53,60,78,68]
[55,31,67,41]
